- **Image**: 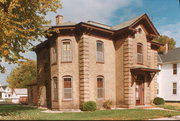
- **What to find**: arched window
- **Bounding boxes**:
[62,39,72,62]
[137,43,143,64]
[51,42,57,64]
[97,76,104,99]
[63,76,72,100]
[96,41,104,62]
[53,77,58,101]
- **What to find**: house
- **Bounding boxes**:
[157,48,180,102]
[33,13,162,110]
[11,88,28,103]
[0,84,13,100]
[0,83,28,104]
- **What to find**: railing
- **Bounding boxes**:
[137,53,143,64]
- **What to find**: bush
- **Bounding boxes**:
[5,99,12,104]
[81,101,96,111]
[153,97,165,105]
[103,100,112,109]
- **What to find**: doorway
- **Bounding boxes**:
[135,75,145,105]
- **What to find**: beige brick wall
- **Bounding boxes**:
[36,24,159,109]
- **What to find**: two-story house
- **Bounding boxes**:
[157,48,180,102]
[34,13,162,110]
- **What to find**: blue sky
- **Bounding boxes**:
[0,0,180,85]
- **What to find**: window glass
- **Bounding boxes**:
[62,41,72,62]
[97,77,104,99]
[173,64,177,74]
[96,41,104,62]
[53,77,58,101]
[63,77,72,99]
[52,43,57,64]
[173,82,177,95]
[137,43,143,64]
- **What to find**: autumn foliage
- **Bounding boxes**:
[0,0,62,73]
[6,60,37,88]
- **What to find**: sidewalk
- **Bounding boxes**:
[151,115,180,120]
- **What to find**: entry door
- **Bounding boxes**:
[136,79,144,105]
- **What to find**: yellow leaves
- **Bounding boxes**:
[0,0,62,73]
[3,50,9,56]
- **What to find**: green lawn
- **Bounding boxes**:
[157,104,180,111]
[1,104,180,120]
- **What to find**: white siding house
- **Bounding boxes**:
[157,48,180,101]
[0,83,28,104]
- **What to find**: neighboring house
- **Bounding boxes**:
[0,85,13,99]
[0,83,28,104]
[157,48,180,102]
[11,88,28,103]
[33,13,162,110]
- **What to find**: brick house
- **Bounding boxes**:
[33,13,162,110]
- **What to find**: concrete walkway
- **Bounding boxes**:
[151,115,180,120]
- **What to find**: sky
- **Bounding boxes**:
[0,0,180,85]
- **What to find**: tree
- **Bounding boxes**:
[154,35,176,53]
[0,0,62,73]
[6,60,37,88]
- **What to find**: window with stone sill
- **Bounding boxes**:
[51,42,57,64]
[96,41,104,63]
[53,77,58,101]
[62,40,72,62]
[97,76,104,99]
[63,76,72,100]
[137,43,143,64]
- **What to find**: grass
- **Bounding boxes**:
[157,103,180,111]
[1,104,180,120]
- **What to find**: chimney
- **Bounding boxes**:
[164,43,168,54]
[56,15,63,25]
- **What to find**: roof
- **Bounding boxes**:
[1,86,7,90]
[159,48,180,63]
[35,13,160,51]
[53,21,77,27]
[112,14,144,30]
[130,67,160,72]
[51,13,153,31]
[14,88,28,95]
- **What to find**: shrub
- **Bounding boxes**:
[81,101,96,111]
[103,100,112,109]
[153,97,165,105]
[5,99,12,104]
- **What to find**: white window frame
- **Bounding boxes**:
[96,41,104,62]
[61,40,72,62]
[63,76,73,100]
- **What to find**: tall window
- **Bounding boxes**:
[62,40,72,62]
[51,43,57,64]
[96,41,104,62]
[97,76,104,99]
[173,64,177,75]
[53,77,58,101]
[137,43,143,64]
[173,82,177,95]
[63,76,72,100]
[0,92,2,99]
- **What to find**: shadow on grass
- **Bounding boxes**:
[0,104,38,117]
